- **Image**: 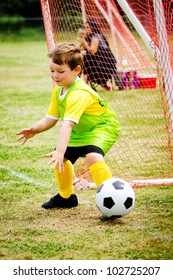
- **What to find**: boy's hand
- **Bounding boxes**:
[16,128,36,145]
[45,150,64,173]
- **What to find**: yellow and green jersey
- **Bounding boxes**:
[46,78,120,154]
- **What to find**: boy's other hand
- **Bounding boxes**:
[45,150,64,173]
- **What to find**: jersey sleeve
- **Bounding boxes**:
[64,90,93,123]
[46,87,60,120]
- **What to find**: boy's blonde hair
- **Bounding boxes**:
[48,43,83,70]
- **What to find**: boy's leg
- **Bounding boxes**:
[88,160,112,187]
[54,159,74,198]
[42,160,78,209]
[88,155,115,221]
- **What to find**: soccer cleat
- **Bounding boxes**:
[42,193,78,209]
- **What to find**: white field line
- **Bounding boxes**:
[0,165,51,189]
[0,165,93,205]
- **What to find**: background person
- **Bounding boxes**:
[78,20,122,91]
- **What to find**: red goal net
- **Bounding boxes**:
[40,0,173,186]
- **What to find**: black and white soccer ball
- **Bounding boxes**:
[96,178,135,218]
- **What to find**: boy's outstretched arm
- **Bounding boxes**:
[46,120,75,172]
[16,116,57,145]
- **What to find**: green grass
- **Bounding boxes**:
[0,26,46,42]
[0,40,173,260]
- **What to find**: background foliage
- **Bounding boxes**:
[0,0,44,37]
[0,0,42,17]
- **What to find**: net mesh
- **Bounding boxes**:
[40,0,173,182]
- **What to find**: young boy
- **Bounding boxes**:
[16,43,120,212]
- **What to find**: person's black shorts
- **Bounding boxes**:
[64,145,104,164]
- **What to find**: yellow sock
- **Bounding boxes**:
[54,160,74,198]
[89,161,112,187]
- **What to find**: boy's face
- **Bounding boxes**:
[49,60,80,88]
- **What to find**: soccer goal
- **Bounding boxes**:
[40,0,173,187]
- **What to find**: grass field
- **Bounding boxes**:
[0,39,173,260]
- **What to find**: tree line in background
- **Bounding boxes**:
[0,0,42,17]
[0,0,120,17]
[0,0,124,36]
[0,0,80,17]
[0,0,45,33]
[0,0,86,34]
